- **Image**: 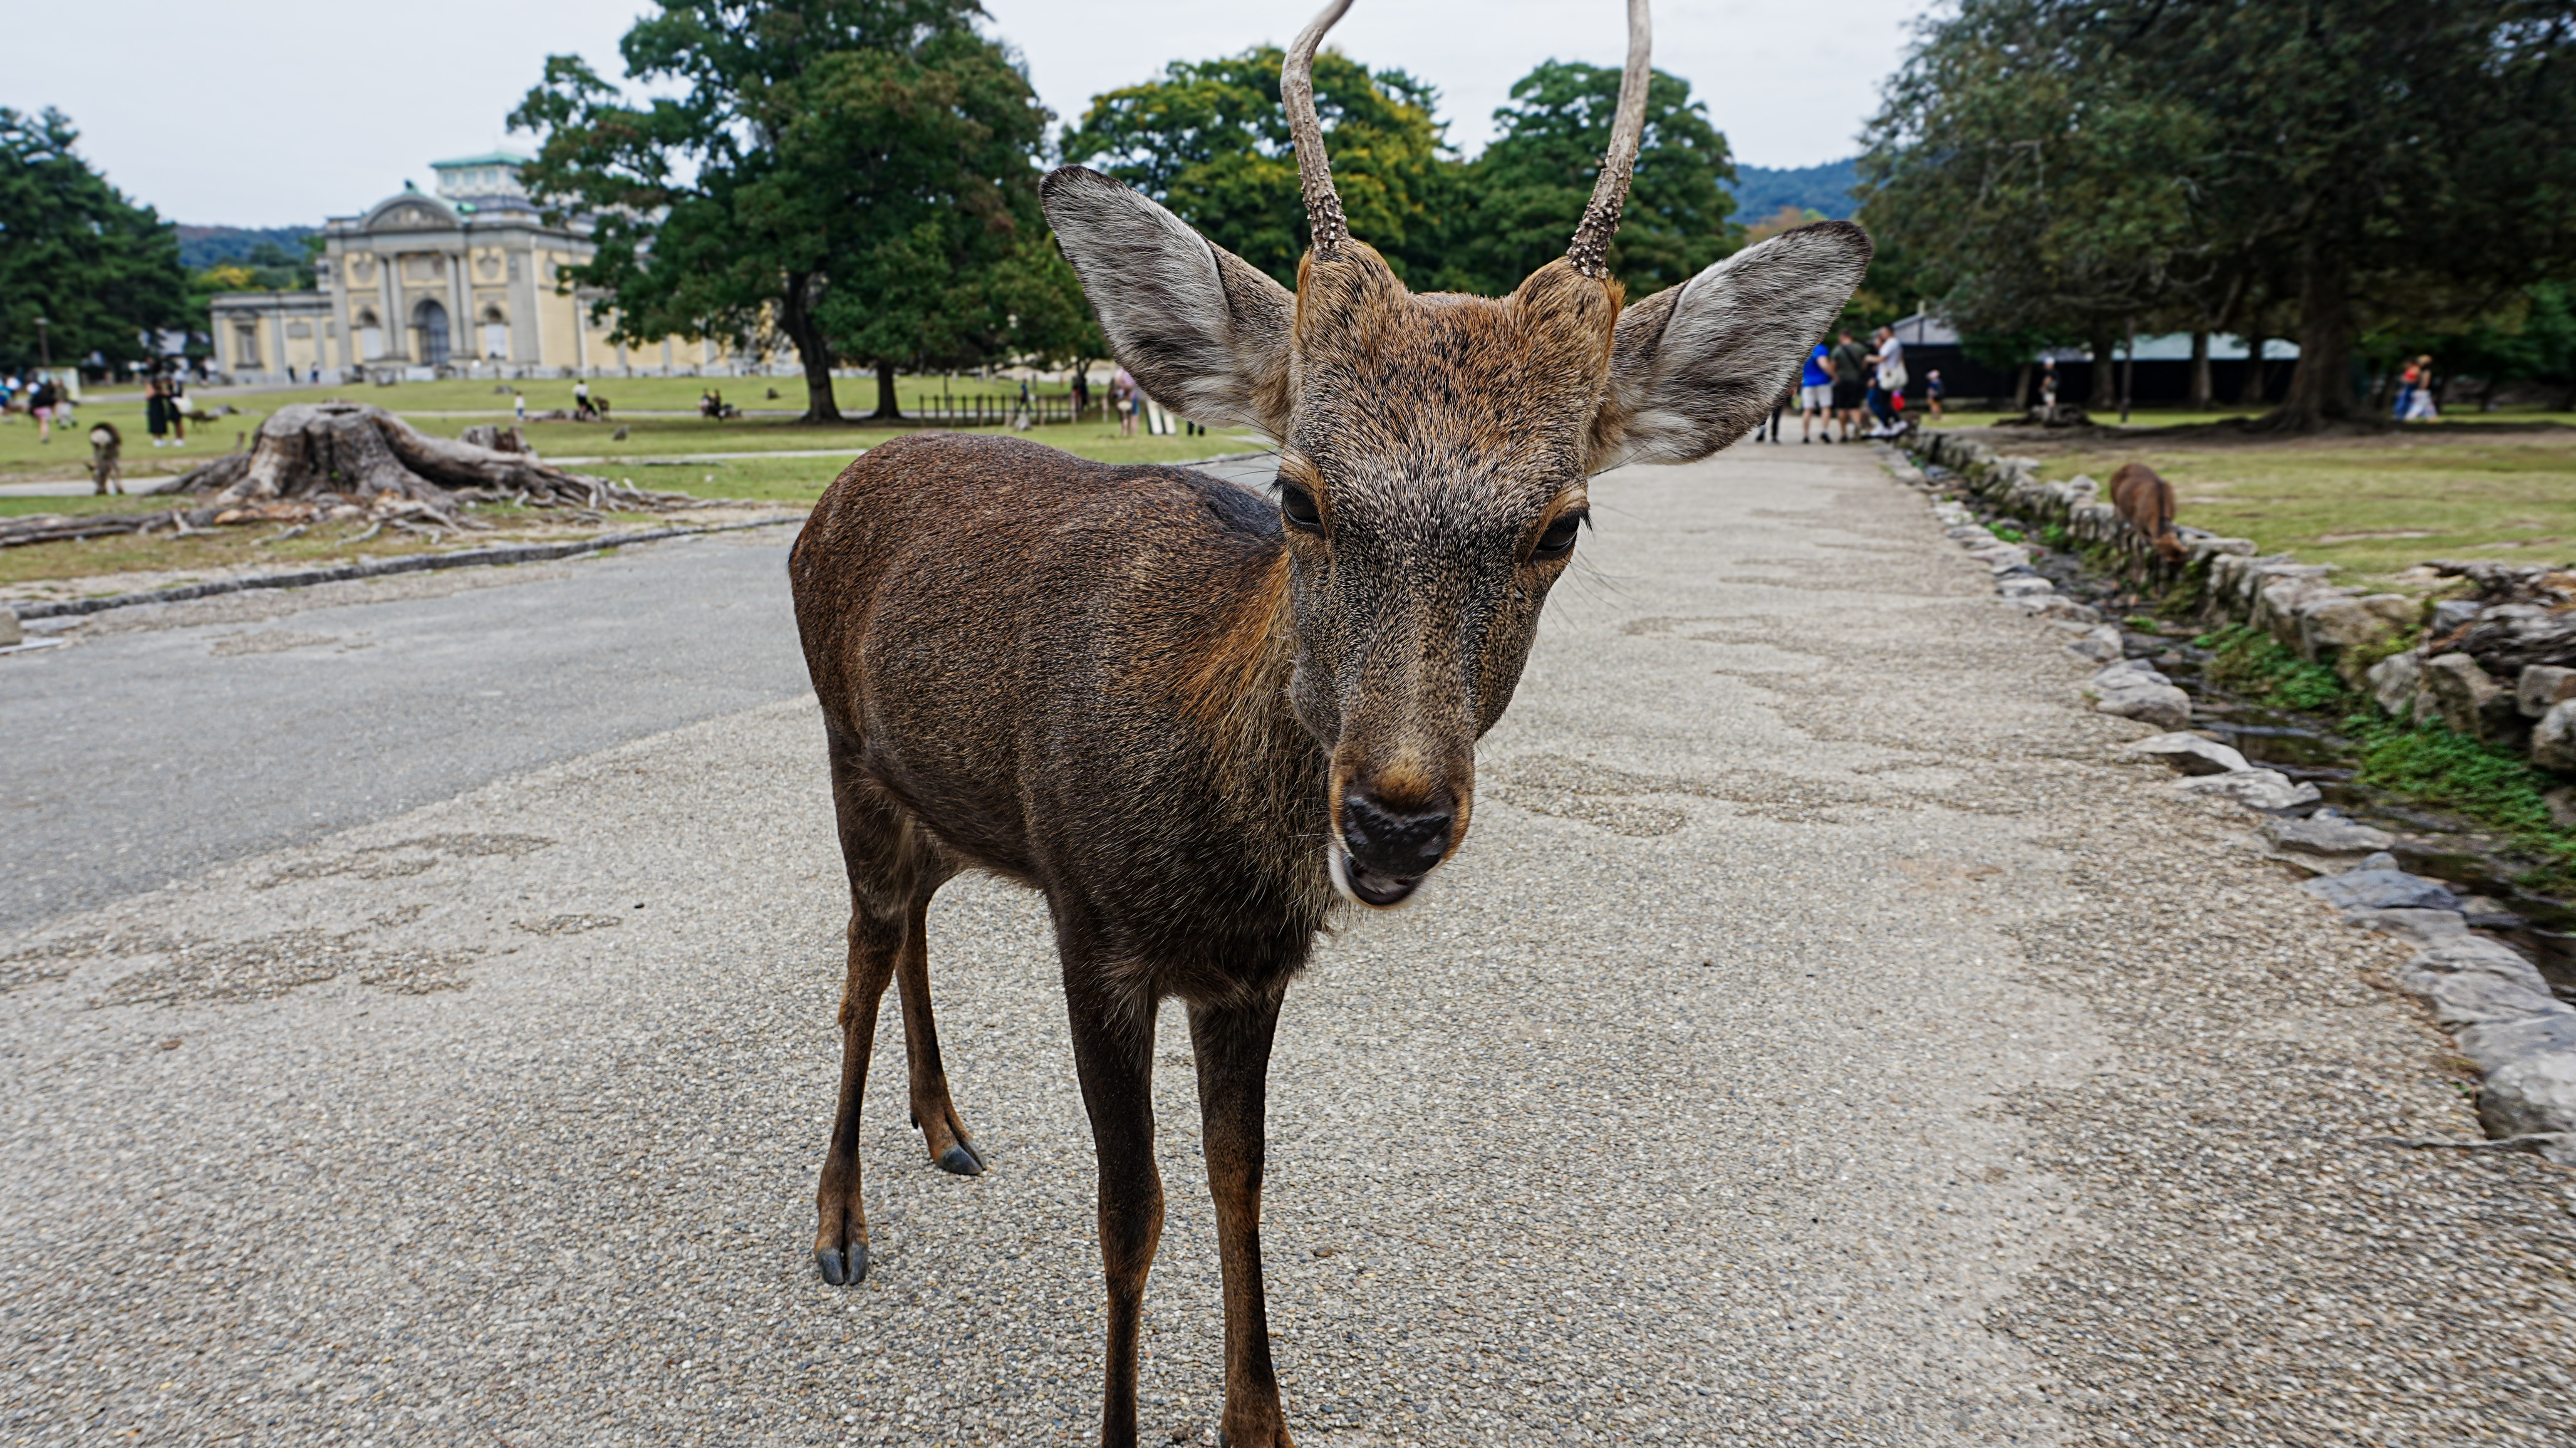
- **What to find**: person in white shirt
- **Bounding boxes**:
[1869,327,1907,435]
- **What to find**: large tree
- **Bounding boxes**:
[1440,62,1737,297]
[1061,47,1451,288]
[1858,1,2209,406]
[0,108,186,375]
[1862,0,2576,428]
[510,0,1077,422]
[1063,51,1741,300]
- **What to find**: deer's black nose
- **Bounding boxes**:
[1339,790,1454,879]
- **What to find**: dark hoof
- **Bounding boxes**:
[936,1141,986,1176]
[815,1243,869,1286]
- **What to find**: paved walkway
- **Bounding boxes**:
[2,443,2568,1446]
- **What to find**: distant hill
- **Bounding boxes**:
[176,225,317,271]
[1727,159,1861,223]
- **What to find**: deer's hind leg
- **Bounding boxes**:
[814,743,951,1286]
[897,899,985,1176]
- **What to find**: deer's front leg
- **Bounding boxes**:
[1190,993,1292,1448]
[1066,976,1163,1448]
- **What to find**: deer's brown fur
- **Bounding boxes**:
[2110,460,2189,564]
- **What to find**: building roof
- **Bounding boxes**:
[1886,312,2301,361]
[430,151,533,169]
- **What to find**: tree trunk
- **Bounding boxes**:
[2014,363,2032,411]
[2187,331,2212,408]
[2088,322,2119,408]
[778,272,842,424]
[872,359,903,421]
[2270,240,2356,431]
[2239,336,2270,407]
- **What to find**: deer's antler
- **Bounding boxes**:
[1567,0,1653,278]
[1282,0,1356,256]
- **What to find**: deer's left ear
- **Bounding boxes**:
[1589,220,1873,470]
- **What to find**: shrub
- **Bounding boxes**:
[2344,714,2576,890]
[2193,624,2348,711]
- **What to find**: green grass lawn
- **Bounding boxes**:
[0,409,1273,587]
[2021,426,2576,587]
[97,372,1100,418]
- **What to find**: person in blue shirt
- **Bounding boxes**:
[1799,340,1833,443]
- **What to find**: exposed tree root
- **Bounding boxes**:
[2,401,707,549]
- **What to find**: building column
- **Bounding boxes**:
[447,246,468,373]
[377,255,401,363]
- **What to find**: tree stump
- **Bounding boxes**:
[172,402,688,525]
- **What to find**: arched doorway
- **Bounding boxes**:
[416,300,451,367]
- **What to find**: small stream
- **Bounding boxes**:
[1959,486,2576,998]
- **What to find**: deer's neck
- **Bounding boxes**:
[1183,547,1337,927]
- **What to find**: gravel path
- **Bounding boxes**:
[3,441,2570,1446]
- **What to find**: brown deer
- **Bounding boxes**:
[785,2,1869,1442]
[2108,460,2188,564]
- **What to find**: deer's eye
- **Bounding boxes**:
[1533,510,1586,560]
[1279,480,1323,535]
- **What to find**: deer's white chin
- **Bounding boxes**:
[1328,846,1425,910]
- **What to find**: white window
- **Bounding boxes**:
[481,322,508,359]
[235,326,261,369]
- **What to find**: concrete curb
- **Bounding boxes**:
[9,516,804,622]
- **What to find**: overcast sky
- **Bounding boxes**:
[0,0,1931,229]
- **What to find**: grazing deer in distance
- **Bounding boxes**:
[2109,460,2189,565]
[785,0,1869,1441]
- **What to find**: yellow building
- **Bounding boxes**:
[209,153,737,384]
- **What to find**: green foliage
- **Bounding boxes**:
[0,108,187,373]
[511,0,1088,422]
[2193,624,2349,711]
[1989,523,2024,543]
[1063,53,1736,299]
[1063,47,1449,288]
[2345,715,2576,885]
[1858,2,2206,354]
[1441,62,1736,297]
[1859,0,2576,427]
[2154,565,2206,621]
[2039,524,2071,549]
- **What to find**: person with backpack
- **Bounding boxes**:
[1829,329,1872,441]
[27,375,57,443]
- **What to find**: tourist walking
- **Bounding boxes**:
[1112,367,1137,438]
[1800,338,1832,442]
[145,377,169,446]
[1925,369,1946,421]
[2402,355,2440,422]
[29,374,59,444]
[166,374,187,443]
[1829,329,1871,441]
[1868,324,1907,436]
[1069,370,1091,422]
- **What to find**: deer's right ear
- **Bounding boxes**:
[1041,166,1297,438]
